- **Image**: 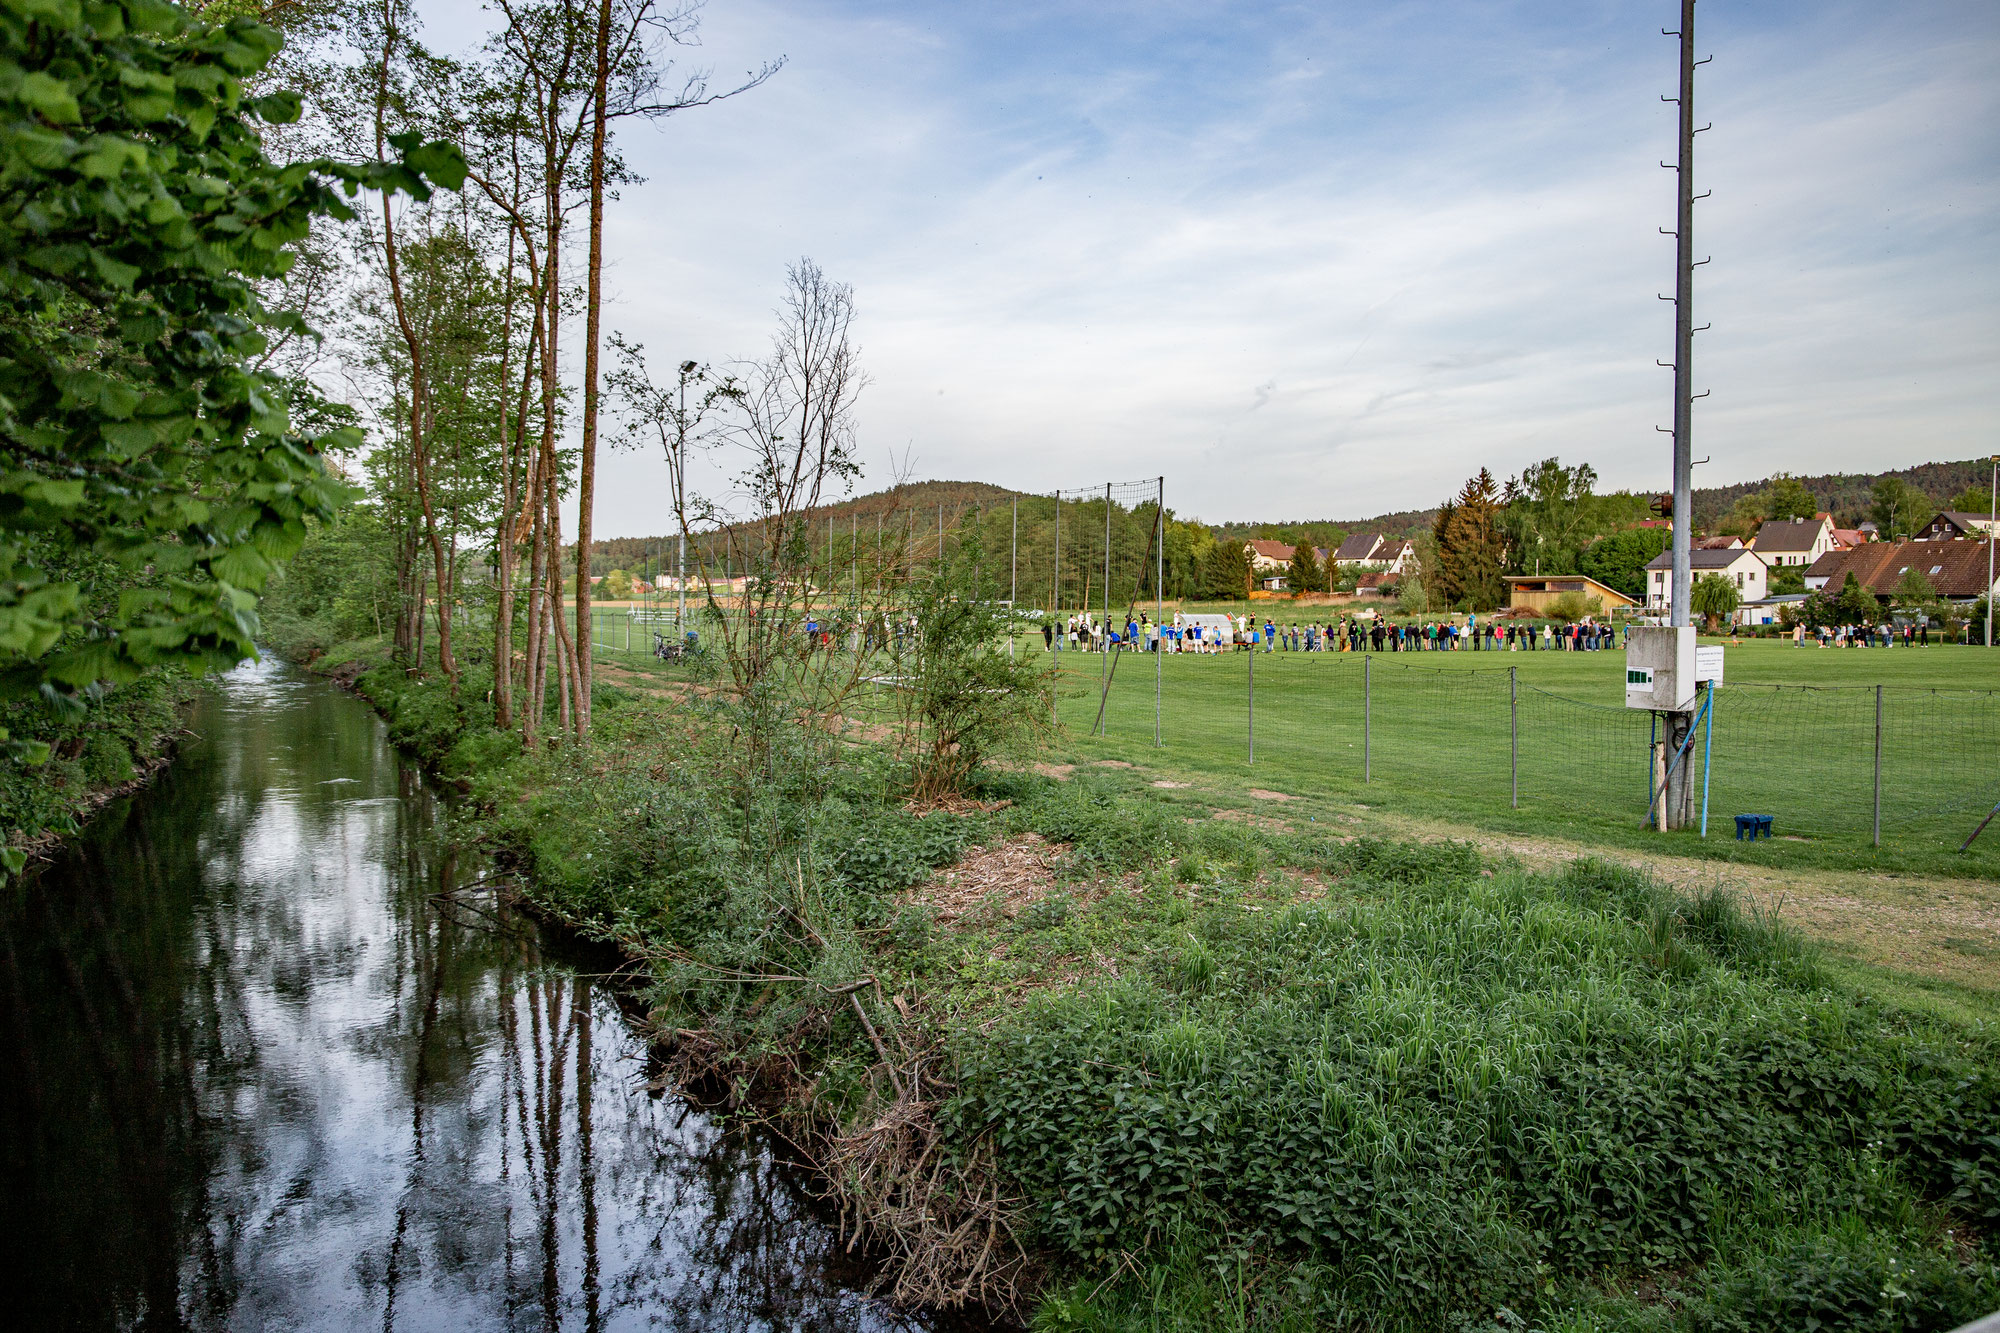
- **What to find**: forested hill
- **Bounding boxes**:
[589,479,1022,573]
[590,459,1988,571]
[1686,458,1989,528]
[1212,457,1989,543]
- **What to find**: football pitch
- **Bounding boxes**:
[1042,636,2000,876]
[583,604,1998,876]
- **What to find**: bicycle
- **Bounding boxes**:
[652,632,701,663]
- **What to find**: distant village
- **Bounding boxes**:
[1245,505,1998,628]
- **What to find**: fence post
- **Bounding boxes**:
[1247,633,1255,764]
[1510,665,1518,809]
[1363,652,1371,784]
[1873,684,1883,848]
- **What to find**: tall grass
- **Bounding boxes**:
[946,850,1999,1331]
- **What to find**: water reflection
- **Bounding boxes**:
[0,657,928,1331]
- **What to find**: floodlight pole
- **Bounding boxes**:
[1987,453,1995,647]
[1667,0,1702,633]
[1658,0,1707,830]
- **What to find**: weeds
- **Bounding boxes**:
[315,639,2000,1330]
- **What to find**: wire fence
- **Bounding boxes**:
[1053,643,2000,857]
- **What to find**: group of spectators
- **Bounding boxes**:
[1794,621,1936,648]
[1040,612,1622,654]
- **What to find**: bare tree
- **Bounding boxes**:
[606,338,738,636]
[711,261,865,696]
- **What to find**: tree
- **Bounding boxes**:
[1689,574,1740,632]
[1501,457,1595,574]
[898,534,1051,801]
[1949,485,1993,516]
[690,258,868,749]
[1835,571,1878,626]
[1286,541,1321,596]
[1869,477,1931,541]
[1768,564,1806,596]
[1890,566,1944,623]
[1763,474,1819,523]
[1428,500,1461,606]
[1579,527,1670,600]
[1196,540,1249,600]
[0,0,461,764]
[1439,470,1505,609]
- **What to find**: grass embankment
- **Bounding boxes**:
[309,634,2000,1332]
[1,668,205,867]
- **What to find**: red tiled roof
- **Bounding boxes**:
[1805,539,1998,598]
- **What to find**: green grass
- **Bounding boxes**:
[322,631,2000,1332]
[910,784,2000,1332]
[1034,638,2000,879]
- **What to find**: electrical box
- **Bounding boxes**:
[1626,625,1696,711]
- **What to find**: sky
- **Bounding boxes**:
[421,0,2000,534]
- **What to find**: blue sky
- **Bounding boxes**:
[428,0,2000,533]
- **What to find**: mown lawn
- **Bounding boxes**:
[1032,638,2000,880]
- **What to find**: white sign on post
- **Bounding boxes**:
[1695,646,1724,683]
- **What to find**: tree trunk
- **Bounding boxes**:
[571,0,615,742]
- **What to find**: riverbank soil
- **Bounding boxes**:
[307,634,2000,1332]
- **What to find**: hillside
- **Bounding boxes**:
[588,459,1987,574]
[1686,458,1988,529]
[588,479,1023,575]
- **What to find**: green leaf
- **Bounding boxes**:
[18,72,81,124]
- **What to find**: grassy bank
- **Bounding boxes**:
[1,668,206,870]
[303,634,2000,1332]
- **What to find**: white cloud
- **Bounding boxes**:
[419,0,2000,533]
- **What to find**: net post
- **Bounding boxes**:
[1873,683,1883,848]
[1510,665,1518,809]
[1010,495,1018,661]
[1101,483,1111,697]
[1363,652,1371,784]
[1247,626,1254,765]
[1155,476,1163,749]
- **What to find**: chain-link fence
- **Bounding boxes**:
[1054,644,2000,858]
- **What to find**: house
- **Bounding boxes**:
[1244,539,1327,574]
[1354,571,1401,598]
[1802,539,1999,603]
[1331,533,1386,568]
[1695,535,1745,550]
[1915,510,1998,541]
[1502,574,1637,614]
[1734,593,1812,627]
[1747,513,1837,568]
[1641,546,1768,611]
[1329,534,1416,575]
[1830,527,1868,550]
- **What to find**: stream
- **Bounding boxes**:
[0,656,938,1332]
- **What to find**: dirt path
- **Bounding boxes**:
[1130,769,1999,997]
[1379,813,2000,994]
